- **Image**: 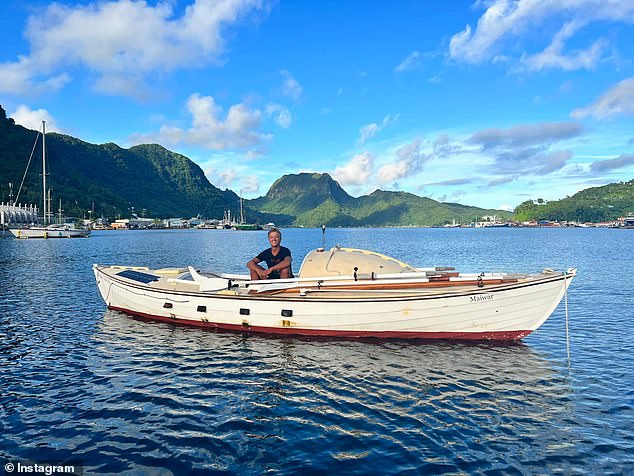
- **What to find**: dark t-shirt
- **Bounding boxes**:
[256,246,293,279]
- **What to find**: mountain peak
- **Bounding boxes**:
[266,172,350,201]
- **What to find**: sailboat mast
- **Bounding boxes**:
[47,189,52,224]
[240,191,245,224]
[42,120,47,225]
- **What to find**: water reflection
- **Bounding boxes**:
[60,310,578,473]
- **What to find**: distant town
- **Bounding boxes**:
[2,202,633,231]
[440,214,634,229]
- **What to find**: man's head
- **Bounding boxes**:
[268,228,281,247]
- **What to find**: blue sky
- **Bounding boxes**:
[1,0,634,211]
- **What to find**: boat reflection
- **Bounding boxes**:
[88,309,578,473]
[95,309,571,415]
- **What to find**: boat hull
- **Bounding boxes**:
[93,265,575,341]
[9,227,90,239]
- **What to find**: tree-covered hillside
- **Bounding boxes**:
[514,180,634,222]
[0,105,245,219]
[249,173,512,227]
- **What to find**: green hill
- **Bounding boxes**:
[6,104,629,226]
[0,106,242,219]
[249,173,357,226]
[514,180,634,222]
[249,173,512,227]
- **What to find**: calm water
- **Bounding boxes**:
[1,227,633,474]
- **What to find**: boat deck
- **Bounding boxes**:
[102,265,539,301]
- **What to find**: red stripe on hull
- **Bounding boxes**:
[108,306,532,341]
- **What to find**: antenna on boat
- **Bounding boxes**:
[318,224,326,252]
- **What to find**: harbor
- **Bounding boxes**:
[1,0,634,473]
[1,226,632,474]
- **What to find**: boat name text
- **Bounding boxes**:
[469,294,494,303]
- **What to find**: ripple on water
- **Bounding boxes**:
[1,229,634,474]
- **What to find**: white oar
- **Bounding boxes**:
[188,266,230,292]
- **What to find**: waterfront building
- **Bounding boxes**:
[0,203,39,228]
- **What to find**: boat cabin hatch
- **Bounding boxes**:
[298,247,417,278]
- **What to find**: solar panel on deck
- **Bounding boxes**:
[117,269,159,284]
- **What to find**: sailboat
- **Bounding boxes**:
[232,193,261,231]
[216,210,232,229]
[9,121,90,239]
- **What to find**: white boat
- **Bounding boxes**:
[11,223,90,239]
[8,120,90,239]
[93,246,576,341]
[216,210,232,229]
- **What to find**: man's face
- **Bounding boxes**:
[269,232,281,247]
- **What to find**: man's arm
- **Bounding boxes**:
[247,256,268,279]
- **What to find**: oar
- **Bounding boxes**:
[188,266,231,291]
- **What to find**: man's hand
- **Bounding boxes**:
[256,266,269,279]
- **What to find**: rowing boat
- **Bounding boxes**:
[93,246,576,340]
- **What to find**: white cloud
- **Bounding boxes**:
[449,1,522,64]
[275,109,291,129]
[281,70,302,101]
[377,137,430,183]
[468,122,584,148]
[130,93,272,151]
[589,155,634,173]
[332,152,375,186]
[0,57,71,94]
[265,103,292,129]
[394,51,421,72]
[240,174,260,193]
[357,114,399,145]
[92,73,150,98]
[206,167,237,189]
[517,21,607,72]
[534,150,573,175]
[571,77,634,119]
[244,149,265,159]
[0,0,268,97]
[488,148,573,175]
[377,160,411,183]
[449,0,634,71]
[0,59,33,94]
[432,134,463,157]
[488,176,518,187]
[10,105,63,133]
[396,137,427,162]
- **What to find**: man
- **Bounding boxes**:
[246,228,293,280]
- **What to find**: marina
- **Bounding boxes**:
[6,121,90,239]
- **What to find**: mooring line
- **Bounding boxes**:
[564,270,571,369]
